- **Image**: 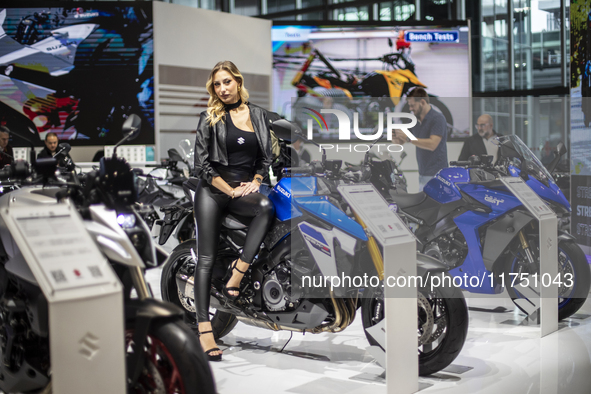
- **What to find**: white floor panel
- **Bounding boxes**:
[147,268,591,393]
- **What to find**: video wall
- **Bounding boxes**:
[0,4,154,146]
[272,23,471,141]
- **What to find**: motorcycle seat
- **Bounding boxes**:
[222,213,252,230]
[389,190,427,209]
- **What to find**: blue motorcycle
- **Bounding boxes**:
[161,120,469,376]
[380,135,590,320]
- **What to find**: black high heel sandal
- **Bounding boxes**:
[223,260,247,301]
[198,330,222,362]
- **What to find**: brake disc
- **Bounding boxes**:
[178,289,196,313]
[424,298,447,345]
[417,293,434,346]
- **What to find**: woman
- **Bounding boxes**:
[193,61,275,361]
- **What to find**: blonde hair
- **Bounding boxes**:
[205,61,250,126]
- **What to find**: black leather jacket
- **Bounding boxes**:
[194,103,273,184]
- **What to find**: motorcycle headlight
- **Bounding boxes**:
[117,213,136,228]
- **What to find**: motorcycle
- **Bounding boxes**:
[283,40,459,138]
[377,135,590,320]
[0,115,216,393]
[160,119,469,376]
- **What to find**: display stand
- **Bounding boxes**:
[500,177,558,337]
[338,184,418,394]
[0,203,126,394]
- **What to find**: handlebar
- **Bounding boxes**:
[285,166,313,175]
[449,160,472,167]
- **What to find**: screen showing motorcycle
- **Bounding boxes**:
[0,5,154,146]
[272,22,471,141]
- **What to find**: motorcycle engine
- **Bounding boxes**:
[262,262,302,312]
[424,230,467,269]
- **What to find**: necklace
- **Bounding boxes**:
[224,98,242,112]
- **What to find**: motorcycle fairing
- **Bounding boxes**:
[294,195,367,241]
[268,177,302,222]
[457,184,522,213]
[374,68,426,106]
[448,210,503,294]
[0,10,97,76]
[297,221,357,284]
[508,165,571,211]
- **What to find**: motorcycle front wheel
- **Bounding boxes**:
[361,277,468,376]
[125,319,216,394]
[160,240,238,339]
[504,238,590,320]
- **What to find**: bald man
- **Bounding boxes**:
[458,114,501,163]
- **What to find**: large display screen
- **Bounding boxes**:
[0,4,154,146]
[272,23,471,141]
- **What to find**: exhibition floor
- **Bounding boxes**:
[146,269,591,394]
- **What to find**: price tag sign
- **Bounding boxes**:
[11,206,113,292]
[501,177,554,218]
[338,184,413,244]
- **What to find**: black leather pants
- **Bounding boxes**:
[194,180,275,323]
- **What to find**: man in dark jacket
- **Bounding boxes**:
[458,114,501,163]
[0,126,14,169]
[38,132,74,169]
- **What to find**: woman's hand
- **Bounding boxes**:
[238,181,260,196]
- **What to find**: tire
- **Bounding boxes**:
[505,238,591,320]
[125,319,216,394]
[361,276,469,376]
[160,240,238,339]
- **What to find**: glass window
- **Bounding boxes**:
[268,0,296,14]
[302,0,323,7]
[379,1,415,21]
[172,0,198,7]
[531,0,564,89]
[199,0,216,9]
[234,0,259,16]
[301,11,324,20]
[334,6,369,21]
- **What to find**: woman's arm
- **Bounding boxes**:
[194,112,221,184]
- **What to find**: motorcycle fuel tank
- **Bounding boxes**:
[423,168,470,204]
[268,177,317,221]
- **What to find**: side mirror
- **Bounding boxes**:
[554,142,567,157]
[113,114,142,158]
[271,119,303,143]
[168,148,185,163]
[56,143,71,156]
[122,114,141,141]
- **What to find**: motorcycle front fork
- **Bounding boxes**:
[130,267,152,300]
[518,230,536,266]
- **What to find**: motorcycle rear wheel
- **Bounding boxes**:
[125,319,216,394]
[504,238,590,321]
[160,240,238,339]
[361,278,468,376]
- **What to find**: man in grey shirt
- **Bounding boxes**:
[393,88,448,191]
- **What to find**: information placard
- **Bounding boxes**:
[338,183,418,394]
[337,184,413,244]
[501,176,558,337]
[502,177,555,218]
[14,211,112,292]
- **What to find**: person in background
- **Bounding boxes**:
[38,132,74,168]
[458,114,501,163]
[292,136,311,165]
[0,126,14,169]
[392,88,448,191]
